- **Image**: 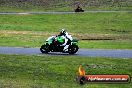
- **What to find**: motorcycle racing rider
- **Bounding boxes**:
[57,29,73,52]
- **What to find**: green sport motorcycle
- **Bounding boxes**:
[40,36,79,54]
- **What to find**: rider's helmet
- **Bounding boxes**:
[59,29,66,36]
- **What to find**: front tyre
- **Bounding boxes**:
[68,45,79,54]
[40,44,49,53]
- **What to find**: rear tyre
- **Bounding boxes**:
[40,44,49,53]
[68,45,79,54]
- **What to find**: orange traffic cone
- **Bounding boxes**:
[78,65,85,76]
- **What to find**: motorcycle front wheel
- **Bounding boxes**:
[68,45,79,54]
[40,44,49,53]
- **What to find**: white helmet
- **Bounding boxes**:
[60,29,66,35]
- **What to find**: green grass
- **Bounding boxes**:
[0,12,132,34]
[80,40,132,49]
[0,12,132,49]
[0,54,132,88]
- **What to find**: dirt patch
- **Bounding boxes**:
[108,29,130,33]
[0,30,131,40]
[73,33,132,40]
[0,30,53,36]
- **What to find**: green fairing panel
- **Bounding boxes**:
[48,40,52,44]
[56,36,65,43]
[45,39,53,44]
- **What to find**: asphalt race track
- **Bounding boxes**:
[0,47,132,58]
[0,11,132,15]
